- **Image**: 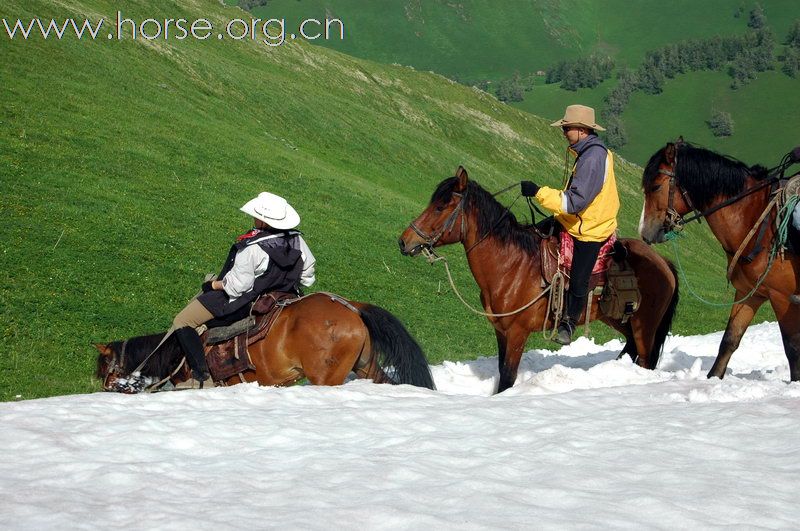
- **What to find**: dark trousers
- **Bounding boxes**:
[565,237,605,323]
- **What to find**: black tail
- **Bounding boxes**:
[358,305,436,390]
[647,259,680,370]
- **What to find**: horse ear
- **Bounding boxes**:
[93,342,112,356]
[665,143,677,165]
[455,165,469,191]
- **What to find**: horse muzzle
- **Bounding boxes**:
[398,236,426,257]
[639,219,667,245]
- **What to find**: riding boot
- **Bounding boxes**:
[554,317,577,346]
[554,292,585,346]
[174,326,211,385]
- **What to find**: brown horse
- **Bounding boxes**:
[95,292,436,392]
[399,167,679,394]
[639,141,800,381]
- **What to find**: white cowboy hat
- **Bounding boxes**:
[240,192,300,230]
[550,104,605,131]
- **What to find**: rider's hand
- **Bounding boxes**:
[520,180,540,197]
[201,280,215,293]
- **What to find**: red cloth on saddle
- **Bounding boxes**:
[559,232,617,275]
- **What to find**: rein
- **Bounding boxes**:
[420,246,551,318]
[660,143,797,235]
[411,183,549,318]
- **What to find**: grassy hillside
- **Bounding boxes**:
[1,0,771,400]
[257,0,799,77]
[257,0,800,166]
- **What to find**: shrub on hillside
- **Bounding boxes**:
[602,115,628,150]
[785,20,800,48]
[748,3,766,29]
[495,73,524,102]
[707,111,735,137]
[239,0,269,10]
[545,55,614,91]
[781,47,800,77]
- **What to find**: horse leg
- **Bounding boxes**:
[495,329,507,377]
[601,318,637,362]
[769,296,800,382]
[708,293,765,379]
[496,326,527,394]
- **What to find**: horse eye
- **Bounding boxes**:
[435,205,444,212]
[651,184,662,192]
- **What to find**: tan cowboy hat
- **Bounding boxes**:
[240,192,300,230]
[550,104,605,131]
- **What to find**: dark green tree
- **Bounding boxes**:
[708,111,735,137]
[785,20,800,48]
[748,3,766,29]
[603,115,628,150]
[782,47,800,77]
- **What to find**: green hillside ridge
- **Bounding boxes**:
[1,0,771,400]
[256,0,799,79]
[255,0,800,166]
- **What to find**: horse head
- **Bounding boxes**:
[639,140,693,244]
[398,165,470,256]
[93,334,187,393]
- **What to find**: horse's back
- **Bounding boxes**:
[621,238,677,287]
[271,292,368,351]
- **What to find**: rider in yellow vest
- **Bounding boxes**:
[521,105,620,345]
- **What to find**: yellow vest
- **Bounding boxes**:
[535,149,619,242]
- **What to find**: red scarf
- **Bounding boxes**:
[236,228,262,242]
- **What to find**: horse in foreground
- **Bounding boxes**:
[399,167,679,394]
[639,140,800,381]
[95,292,436,392]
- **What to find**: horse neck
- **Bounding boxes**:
[700,177,772,255]
[460,211,539,301]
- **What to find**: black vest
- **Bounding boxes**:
[197,230,304,318]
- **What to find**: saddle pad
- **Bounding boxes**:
[559,233,617,276]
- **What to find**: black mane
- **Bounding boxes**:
[431,177,539,255]
[643,142,768,209]
[111,332,183,378]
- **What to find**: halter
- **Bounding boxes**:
[658,148,779,235]
[658,144,702,235]
[408,191,467,250]
[99,339,125,387]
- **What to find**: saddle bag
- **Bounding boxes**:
[599,259,641,323]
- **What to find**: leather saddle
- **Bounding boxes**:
[199,291,298,382]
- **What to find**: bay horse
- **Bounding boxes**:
[398,167,679,394]
[95,292,436,392]
[639,140,800,381]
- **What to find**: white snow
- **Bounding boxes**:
[2,321,800,529]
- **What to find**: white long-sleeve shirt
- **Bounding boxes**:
[221,235,316,300]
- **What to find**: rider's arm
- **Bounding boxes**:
[534,151,607,215]
[221,245,270,299]
[298,236,316,287]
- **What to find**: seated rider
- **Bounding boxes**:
[520,104,620,345]
[172,192,316,384]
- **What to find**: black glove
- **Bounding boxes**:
[201,280,214,293]
[520,180,540,197]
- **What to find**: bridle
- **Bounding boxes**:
[658,162,697,235]
[408,190,468,252]
[101,339,128,390]
[656,145,779,235]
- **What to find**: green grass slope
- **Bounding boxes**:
[256,0,799,78]
[1,0,769,400]
[258,0,800,166]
